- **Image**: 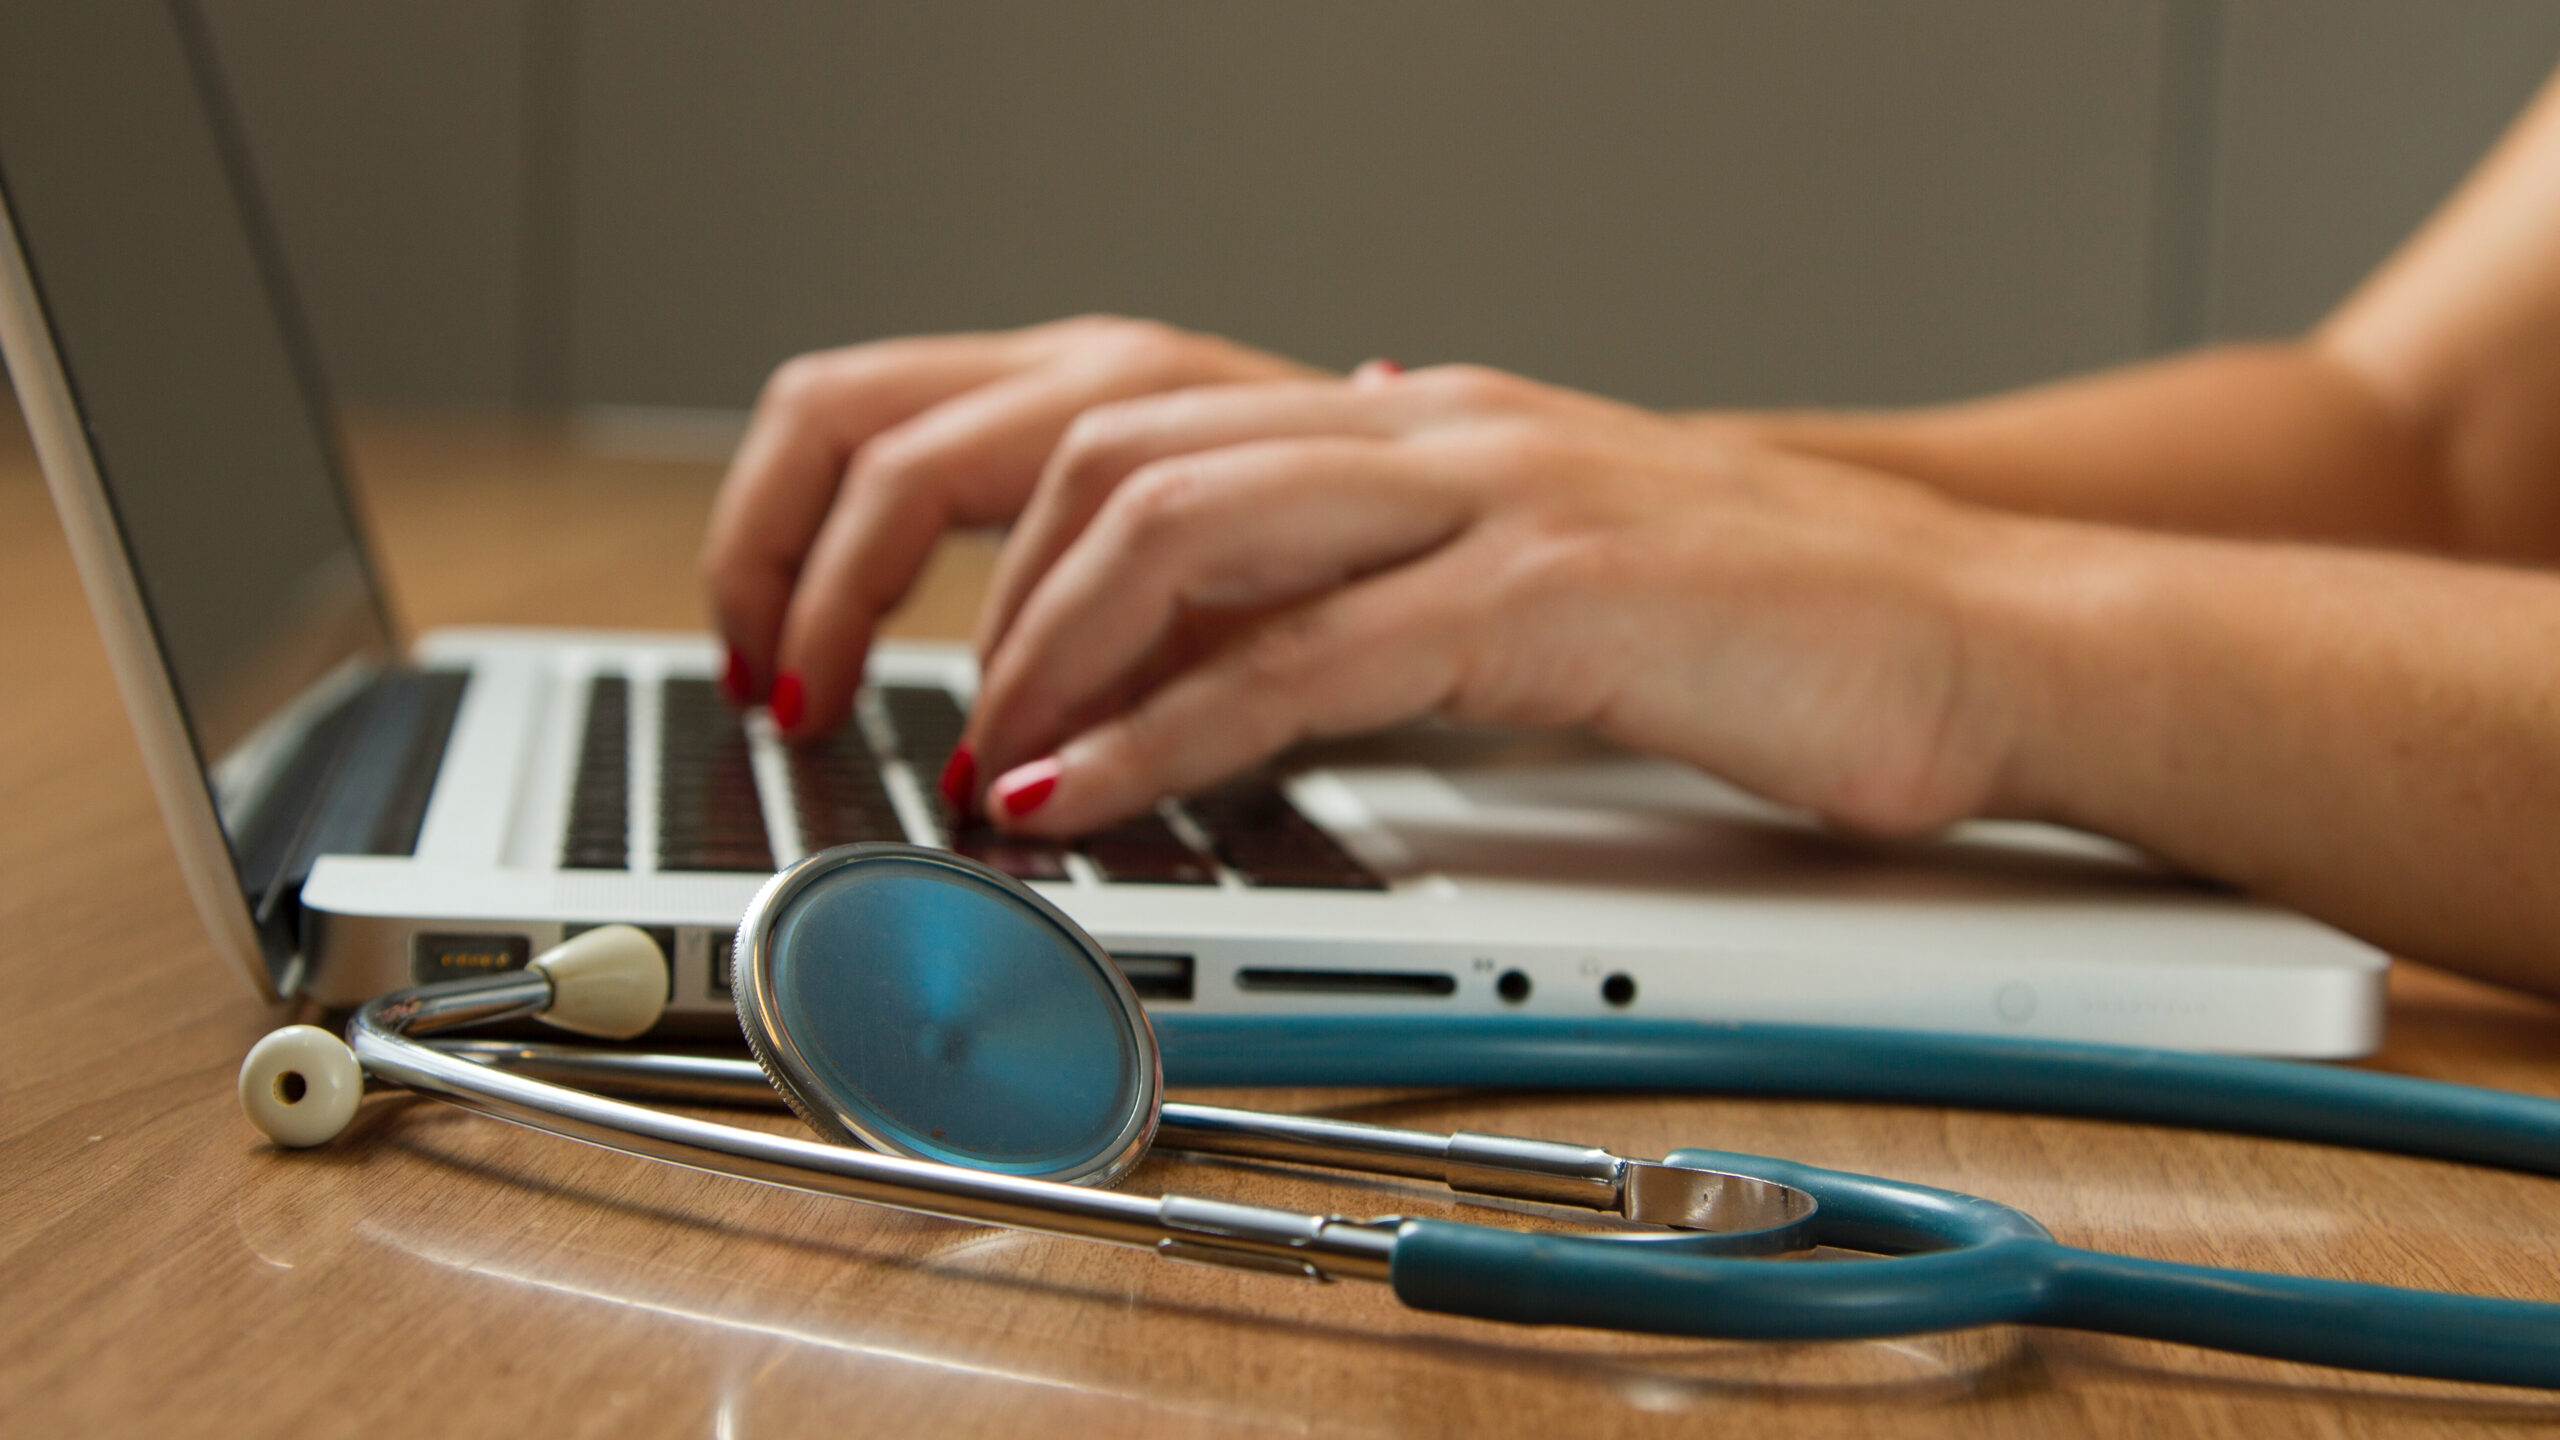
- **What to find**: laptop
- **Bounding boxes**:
[0,1,2387,1056]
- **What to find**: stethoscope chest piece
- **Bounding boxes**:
[732,843,1162,1186]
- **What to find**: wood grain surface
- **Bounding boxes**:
[6,410,2560,1438]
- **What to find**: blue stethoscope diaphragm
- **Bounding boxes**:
[732,843,1163,1186]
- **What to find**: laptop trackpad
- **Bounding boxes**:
[1313,734,2190,901]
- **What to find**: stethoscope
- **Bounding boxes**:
[240,843,2560,1389]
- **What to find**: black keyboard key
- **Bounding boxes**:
[785,721,907,850]
[681,841,774,860]
[1080,811,1217,886]
[1181,775,1385,890]
[879,684,967,772]
[949,822,1071,881]
[876,683,1369,888]
[658,678,774,872]
[560,676,629,869]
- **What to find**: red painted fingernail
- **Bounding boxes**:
[937,743,977,810]
[770,671,805,731]
[990,756,1061,820]
[1352,357,1403,386]
[720,645,753,705]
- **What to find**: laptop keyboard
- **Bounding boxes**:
[1186,775,1389,890]
[874,685,1074,880]
[560,676,629,870]
[784,714,905,850]
[561,674,1382,888]
[657,678,776,872]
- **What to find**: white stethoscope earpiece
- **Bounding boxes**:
[238,1024,363,1148]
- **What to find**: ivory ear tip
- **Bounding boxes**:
[239,1024,363,1147]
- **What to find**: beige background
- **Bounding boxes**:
[188,0,2560,417]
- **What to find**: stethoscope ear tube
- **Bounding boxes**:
[1394,1219,2052,1341]
[1394,1148,2560,1390]
[1154,1016,2560,1178]
[1395,1144,2053,1339]
[2030,1246,2560,1390]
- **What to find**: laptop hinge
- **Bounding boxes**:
[238,667,469,992]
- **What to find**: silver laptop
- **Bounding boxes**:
[0,1,2387,1055]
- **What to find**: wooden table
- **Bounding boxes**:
[8,410,2560,1438]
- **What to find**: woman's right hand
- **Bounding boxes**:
[699,315,1320,742]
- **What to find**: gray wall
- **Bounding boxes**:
[195,1,2560,415]
[2206,0,2560,338]
[205,0,531,407]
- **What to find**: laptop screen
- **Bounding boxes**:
[0,4,392,824]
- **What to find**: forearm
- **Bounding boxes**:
[1724,343,2457,549]
[1970,518,2560,996]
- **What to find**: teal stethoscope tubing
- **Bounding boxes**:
[1398,1151,2560,1387]
[1155,1016,2560,1176]
[1157,1016,2560,1387]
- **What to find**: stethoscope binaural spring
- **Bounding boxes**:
[239,843,2560,1389]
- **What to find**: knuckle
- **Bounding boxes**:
[1051,404,1147,493]
[758,351,843,415]
[760,337,940,419]
[843,427,943,502]
[1052,311,1137,339]
[1416,363,1520,408]
[1497,430,1579,487]
[1107,460,1214,546]
[1492,521,1607,601]
[1091,318,1196,379]
[1430,422,1561,494]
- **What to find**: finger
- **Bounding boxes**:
[700,334,1032,697]
[976,375,1470,663]
[968,436,1478,781]
[701,318,1164,694]
[984,557,1476,835]
[769,355,1276,738]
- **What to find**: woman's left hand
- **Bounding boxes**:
[960,363,2039,839]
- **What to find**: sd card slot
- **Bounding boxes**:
[1234,967,1456,997]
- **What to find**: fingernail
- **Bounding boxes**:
[720,645,753,704]
[770,671,805,731]
[990,756,1061,820]
[1352,357,1403,387]
[937,743,977,810]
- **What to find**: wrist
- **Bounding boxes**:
[1936,508,2162,829]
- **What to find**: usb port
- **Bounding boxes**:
[709,935,735,996]
[1111,952,1195,1001]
